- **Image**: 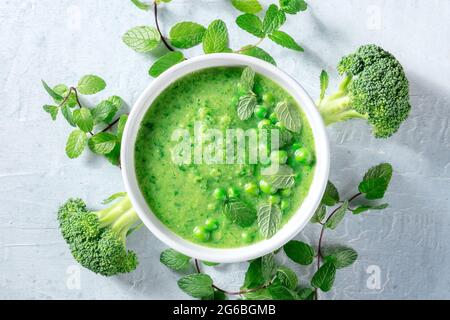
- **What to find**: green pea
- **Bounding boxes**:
[269,112,278,124]
[228,186,240,198]
[241,232,254,243]
[270,150,288,164]
[269,195,281,204]
[254,106,268,119]
[281,199,290,210]
[213,188,227,201]
[204,218,219,231]
[258,119,271,129]
[294,147,312,164]
[193,226,210,242]
[244,182,259,196]
[280,188,292,197]
[259,179,277,194]
[262,93,275,105]
[292,143,302,151]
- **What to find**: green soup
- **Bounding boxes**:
[135,67,315,248]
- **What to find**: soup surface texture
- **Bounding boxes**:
[135,67,315,248]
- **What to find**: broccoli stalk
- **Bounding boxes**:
[317,44,411,138]
[58,195,141,276]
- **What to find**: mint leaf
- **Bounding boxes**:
[358,163,393,200]
[283,240,314,265]
[297,287,315,300]
[311,262,336,292]
[160,249,191,271]
[311,204,326,223]
[91,100,116,124]
[43,105,58,120]
[320,70,329,101]
[169,22,206,49]
[203,20,229,54]
[275,266,298,289]
[105,144,121,166]
[242,258,265,289]
[231,0,262,14]
[236,14,265,38]
[224,198,257,227]
[102,192,127,205]
[42,80,63,101]
[130,0,151,10]
[149,51,185,77]
[351,203,388,215]
[88,133,117,155]
[257,203,282,239]
[268,284,297,300]
[275,101,301,133]
[122,26,161,53]
[279,0,308,14]
[324,200,348,230]
[73,107,94,133]
[240,46,276,65]
[263,4,286,34]
[61,105,76,127]
[322,181,340,206]
[77,75,106,95]
[261,253,277,282]
[117,114,128,142]
[240,67,256,92]
[265,164,296,189]
[323,247,358,269]
[237,94,257,120]
[178,274,214,299]
[243,288,273,300]
[106,96,124,115]
[54,84,77,108]
[65,129,87,159]
[269,30,303,51]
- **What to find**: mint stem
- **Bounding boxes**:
[153,2,175,52]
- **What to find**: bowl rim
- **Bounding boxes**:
[121,53,330,263]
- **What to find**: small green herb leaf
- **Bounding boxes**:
[77,75,106,95]
[268,284,297,300]
[240,46,277,65]
[297,287,315,300]
[169,22,206,49]
[236,14,265,38]
[275,101,301,132]
[324,200,348,230]
[275,266,298,289]
[203,20,229,54]
[242,258,265,289]
[263,4,286,34]
[122,26,161,53]
[160,249,191,271]
[320,70,329,101]
[106,96,124,116]
[65,129,87,159]
[240,67,256,92]
[224,198,257,227]
[43,105,58,120]
[231,0,263,14]
[257,203,282,239]
[311,262,336,292]
[91,100,116,124]
[324,247,358,269]
[149,51,185,77]
[261,253,277,282]
[102,192,127,205]
[73,108,94,133]
[130,0,151,11]
[243,288,273,300]
[42,80,63,101]
[268,30,303,51]
[264,164,296,189]
[283,240,314,265]
[61,105,76,127]
[178,274,214,299]
[117,114,129,142]
[88,133,117,155]
[237,94,257,120]
[311,204,326,223]
[351,203,389,215]
[358,163,393,200]
[322,181,340,206]
[53,84,77,108]
[279,0,308,14]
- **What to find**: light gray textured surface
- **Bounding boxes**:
[1,0,449,300]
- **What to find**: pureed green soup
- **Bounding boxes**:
[135,67,315,248]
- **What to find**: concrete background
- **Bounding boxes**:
[1,0,449,299]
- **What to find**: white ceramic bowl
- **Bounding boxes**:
[121,53,329,263]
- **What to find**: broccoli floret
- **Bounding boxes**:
[318,44,411,138]
[58,195,140,276]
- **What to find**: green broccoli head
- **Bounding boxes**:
[58,196,140,276]
[318,44,411,138]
